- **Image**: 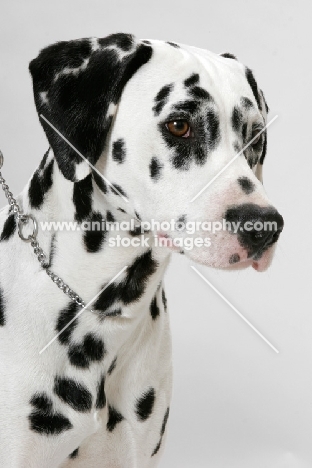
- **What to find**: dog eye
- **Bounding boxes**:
[250,129,263,147]
[166,120,191,138]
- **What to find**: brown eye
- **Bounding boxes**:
[166,120,191,138]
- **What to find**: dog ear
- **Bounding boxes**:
[29,34,153,181]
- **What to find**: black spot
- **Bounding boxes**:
[176,215,186,228]
[94,250,157,313]
[83,333,105,361]
[107,405,124,432]
[39,148,50,169]
[0,214,16,242]
[232,106,243,133]
[118,208,126,213]
[150,296,160,320]
[106,210,115,223]
[149,157,163,181]
[28,160,54,209]
[142,40,151,45]
[260,89,269,113]
[96,375,106,409]
[129,225,142,236]
[45,233,56,269]
[259,131,267,165]
[151,439,162,457]
[135,211,141,221]
[110,184,128,198]
[153,84,173,116]
[238,176,255,194]
[54,377,92,412]
[29,410,73,435]
[92,169,108,194]
[112,139,126,164]
[206,109,220,151]
[68,345,89,369]
[69,333,106,369]
[194,146,206,166]
[73,174,93,222]
[161,407,170,436]
[121,250,158,304]
[155,85,173,102]
[83,211,106,253]
[29,35,153,181]
[245,68,262,110]
[241,97,254,109]
[56,302,80,345]
[29,392,72,435]
[162,129,191,170]
[189,86,211,100]
[135,388,155,421]
[229,253,240,264]
[108,357,117,375]
[184,73,200,87]
[167,41,180,48]
[242,123,247,142]
[162,289,167,312]
[173,99,200,114]
[0,288,5,325]
[94,282,121,314]
[220,52,237,60]
[69,448,79,459]
[27,171,41,205]
[151,407,170,457]
[30,392,53,413]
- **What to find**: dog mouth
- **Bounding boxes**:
[224,249,274,272]
[155,231,276,272]
[187,247,275,272]
[226,260,262,271]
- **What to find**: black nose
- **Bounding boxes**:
[224,203,284,258]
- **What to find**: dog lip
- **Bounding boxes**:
[156,231,181,252]
[156,231,169,239]
[223,258,253,270]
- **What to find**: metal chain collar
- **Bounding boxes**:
[0,150,89,310]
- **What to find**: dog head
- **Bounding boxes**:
[29,34,284,272]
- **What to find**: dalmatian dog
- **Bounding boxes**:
[0,33,283,467]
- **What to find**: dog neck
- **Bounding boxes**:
[18,150,171,325]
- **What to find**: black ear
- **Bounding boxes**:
[29,33,153,181]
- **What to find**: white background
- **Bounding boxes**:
[0,1,311,467]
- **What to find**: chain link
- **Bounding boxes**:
[0,152,22,220]
[0,150,88,310]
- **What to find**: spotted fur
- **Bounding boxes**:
[0,33,283,468]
